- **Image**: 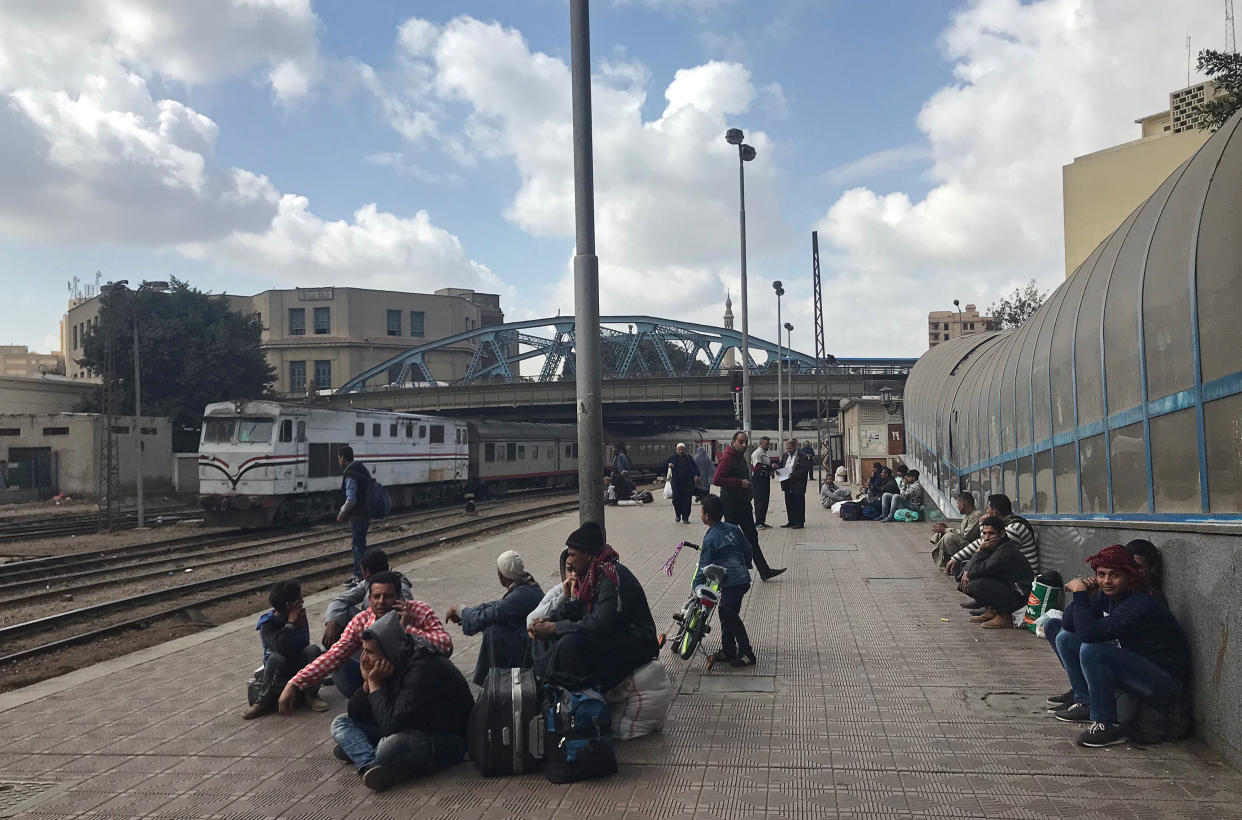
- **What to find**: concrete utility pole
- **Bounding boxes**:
[132,305,144,529]
[569,0,604,532]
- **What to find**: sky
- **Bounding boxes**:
[0,0,1230,363]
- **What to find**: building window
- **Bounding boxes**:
[0,428,18,436]
[314,360,331,390]
[410,311,425,337]
[314,307,330,335]
[140,427,159,436]
[289,308,306,335]
[72,325,78,350]
[387,310,401,336]
[42,427,69,436]
[289,361,306,393]
[466,317,473,331]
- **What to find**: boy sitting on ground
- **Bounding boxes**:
[244,580,328,719]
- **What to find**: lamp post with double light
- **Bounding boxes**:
[784,321,794,438]
[772,280,784,447]
[726,127,757,432]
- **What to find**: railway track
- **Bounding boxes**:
[0,497,577,666]
[0,505,203,543]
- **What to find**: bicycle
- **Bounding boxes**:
[656,541,728,669]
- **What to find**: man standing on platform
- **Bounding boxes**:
[713,431,785,581]
[778,439,811,529]
[750,436,774,530]
[338,446,372,585]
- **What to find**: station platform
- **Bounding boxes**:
[2,487,1240,819]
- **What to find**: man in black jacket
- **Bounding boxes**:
[528,521,660,691]
[338,446,373,584]
[1050,544,1189,748]
[778,439,811,528]
[444,550,544,685]
[329,611,474,791]
[959,516,1034,629]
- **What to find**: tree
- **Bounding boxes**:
[986,279,1048,330]
[78,278,275,436]
[1195,49,1242,132]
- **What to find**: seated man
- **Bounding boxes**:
[945,494,1038,589]
[958,515,1034,629]
[330,611,475,791]
[244,580,328,719]
[1050,545,1189,748]
[279,571,452,709]
[323,548,413,647]
[528,521,660,691]
[820,479,852,508]
[866,467,899,503]
[879,469,925,522]
[528,549,574,628]
[862,462,884,498]
[930,492,981,565]
[444,550,544,685]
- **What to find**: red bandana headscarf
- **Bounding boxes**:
[573,545,621,612]
[1086,544,1143,579]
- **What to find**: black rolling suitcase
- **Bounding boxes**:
[467,667,544,776]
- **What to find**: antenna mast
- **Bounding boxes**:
[1228,0,1237,54]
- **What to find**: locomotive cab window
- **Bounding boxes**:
[237,418,273,443]
[430,425,444,444]
[296,421,306,442]
[355,422,365,437]
[203,419,236,443]
[279,419,293,443]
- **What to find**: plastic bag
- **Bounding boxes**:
[604,660,674,740]
[663,482,674,500]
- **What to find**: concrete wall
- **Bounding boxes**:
[1036,520,1242,768]
[0,375,96,414]
[172,453,199,495]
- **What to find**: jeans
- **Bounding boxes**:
[752,477,770,526]
[330,715,466,775]
[1052,630,1182,723]
[349,517,370,578]
[880,493,914,521]
[253,645,322,708]
[717,584,752,659]
[332,657,364,698]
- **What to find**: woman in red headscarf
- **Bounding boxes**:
[1048,544,1190,748]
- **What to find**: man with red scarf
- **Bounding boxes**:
[1050,544,1189,748]
[527,521,659,691]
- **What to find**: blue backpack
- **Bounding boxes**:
[543,686,616,783]
[365,479,392,519]
[861,502,882,520]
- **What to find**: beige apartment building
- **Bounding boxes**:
[61,286,504,394]
[927,303,991,348]
[0,346,63,378]
[1062,81,1219,276]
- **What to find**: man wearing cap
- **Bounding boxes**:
[444,551,544,686]
[528,521,659,691]
[712,431,785,581]
[662,443,700,524]
[1050,544,1190,747]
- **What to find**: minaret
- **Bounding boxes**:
[723,291,736,368]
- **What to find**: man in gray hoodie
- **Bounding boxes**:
[330,611,475,791]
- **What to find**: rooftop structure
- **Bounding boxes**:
[927,304,991,348]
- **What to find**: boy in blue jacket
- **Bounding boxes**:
[1051,544,1189,748]
[698,495,756,667]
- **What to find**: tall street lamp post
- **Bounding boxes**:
[953,298,962,340]
[784,321,794,440]
[726,128,757,433]
[773,280,784,447]
[570,0,604,531]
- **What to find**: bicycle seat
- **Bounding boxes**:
[693,584,721,605]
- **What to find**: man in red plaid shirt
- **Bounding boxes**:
[278,571,452,716]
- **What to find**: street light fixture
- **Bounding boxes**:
[727,127,758,433]
[952,298,962,340]
[773,280,784,447]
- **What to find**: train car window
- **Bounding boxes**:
[485,442,495,462]
[419,425,427,438]
[203,419,236,443]
[507,443,517,461]
[565,444,571,458]
[547,446,553,459]
[279,419,293,443]
[518,445,526,460]
[237,418,273,443]
[372,423,381,437]
[573,444,579,458]
[296,421,306,442]
[389,423,398,438]
[405,422,414,438]
[355,422,365,437]
[430,425,445,444]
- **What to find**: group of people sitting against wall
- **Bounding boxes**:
[825,461,927,522]
[242,521,685,792]
[928,492,1190,748]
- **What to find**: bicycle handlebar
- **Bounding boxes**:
[679,541,700,551]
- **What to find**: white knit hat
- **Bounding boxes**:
[497,550,525,580]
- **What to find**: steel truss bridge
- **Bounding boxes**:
[337,315,910,393]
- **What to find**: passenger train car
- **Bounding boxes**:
[199,401,468,527]
[466,420,579,497]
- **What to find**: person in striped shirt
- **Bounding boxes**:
[278,571,452,715]
[945,494,1038,582]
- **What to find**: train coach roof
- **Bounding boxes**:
[465,419,577,440]
[202,400,428,419]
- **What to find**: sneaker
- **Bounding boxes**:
[333,743,350,763]
[241,703,270,720]
[1045,690,1075,709]
[308,696,329,713]
[759,567,787,581]
[969,609,996,623]
[779,523,793,528]
[958,599,981,609]
[730,650,757,667]
[709,650,734,665]
[1054,703,1092,723]
[361,763,395,791]
[1078,721,1128,748]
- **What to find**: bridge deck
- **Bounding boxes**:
[1,490,1238,818]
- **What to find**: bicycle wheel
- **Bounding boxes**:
[677,602,704,659]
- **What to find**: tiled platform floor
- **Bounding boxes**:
[2,488,1240,819]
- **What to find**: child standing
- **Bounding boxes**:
[698,495,756,667]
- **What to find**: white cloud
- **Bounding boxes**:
[814,0,1225,357]
[371,16,794,348]
[821,143,932,187]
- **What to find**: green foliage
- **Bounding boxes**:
[1195,49,1242,132]
[986,279,1048,331]
[77,278,275,431]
